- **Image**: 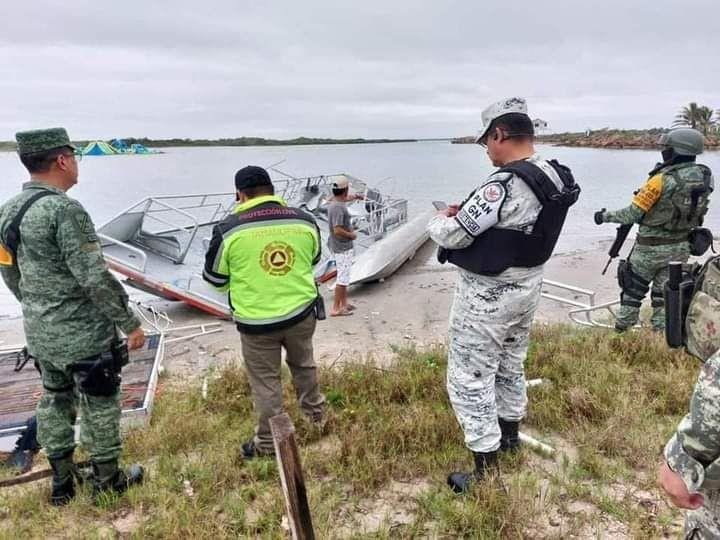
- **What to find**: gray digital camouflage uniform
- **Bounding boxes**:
[603,162,712,330]
[665,350,720,539]
[0,181,141,462]
[663,255,720,538]
[428,154,563,453]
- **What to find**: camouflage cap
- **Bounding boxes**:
[15,127,75,155]
[476,97,530,143]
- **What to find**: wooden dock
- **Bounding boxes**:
[0,334,162,434]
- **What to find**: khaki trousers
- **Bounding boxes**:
[240,313,325,452]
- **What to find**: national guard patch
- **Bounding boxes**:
[482,184,504,203]
[455,182,506,237]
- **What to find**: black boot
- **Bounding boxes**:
[6,416,40,473]
[499,419,520,453]
[447,451,498,494]
[92,459,145,500]
[49,453,76,506]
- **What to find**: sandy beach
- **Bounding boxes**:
[1,239,630,374]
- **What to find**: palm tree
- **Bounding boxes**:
[696,106,715,136]
[674,102,716,135]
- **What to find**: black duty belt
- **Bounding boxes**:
[636,235,688,246]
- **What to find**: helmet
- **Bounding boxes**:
[657,128,705,156]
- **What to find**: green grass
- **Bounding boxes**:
[0,325,697,538]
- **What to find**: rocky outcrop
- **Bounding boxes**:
[452,129,720,150]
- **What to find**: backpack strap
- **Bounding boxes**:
[1,190,58,259]
[498,159,580,207]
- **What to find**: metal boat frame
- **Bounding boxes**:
[541,280,619,328]
[97,172,426,318]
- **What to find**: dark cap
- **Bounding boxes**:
[235,165,273,191]
[15,127,75,155]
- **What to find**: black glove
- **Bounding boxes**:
[594,208,606,225]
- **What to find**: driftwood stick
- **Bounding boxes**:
[269,413,315,540]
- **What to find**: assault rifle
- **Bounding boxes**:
[602,224,633,275]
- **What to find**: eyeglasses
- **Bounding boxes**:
[61,152,82,163]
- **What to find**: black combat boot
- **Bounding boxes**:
[91,459,145,501]
[499,418,520,453]
[6,416,40,473]
[49,453,76,506]
[447,450,498,494]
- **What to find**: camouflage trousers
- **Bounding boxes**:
[616,242,690,330]
[36,356,121,462]
[684,490,720,539]
[446,267,543,453]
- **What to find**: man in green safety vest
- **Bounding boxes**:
[203,165,326,458]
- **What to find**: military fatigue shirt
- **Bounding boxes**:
[0,180,140,361]
[604,162,713,240]
[665,349,720,494]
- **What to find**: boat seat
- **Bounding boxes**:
[135,231,183,263]
[98,212,145,244]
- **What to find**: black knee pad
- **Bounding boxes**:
[618,260,650,307]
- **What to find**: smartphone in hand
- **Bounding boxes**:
[432,201,448,210]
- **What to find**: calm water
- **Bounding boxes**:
[1,142,719,317]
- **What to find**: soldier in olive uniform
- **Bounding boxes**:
[0,128,145,505]
[595,128,713,331]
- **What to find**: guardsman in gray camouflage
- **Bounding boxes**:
[659,350,720,538]
[428,98,580,493]
[659,256,720,538]
[0,128,146,505]
[595,128,713,332]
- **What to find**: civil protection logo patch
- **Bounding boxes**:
[259,242,295,276]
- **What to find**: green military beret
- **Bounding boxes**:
[15,127,75,155]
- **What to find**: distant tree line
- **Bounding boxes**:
[0,136,417,152]
[122,136,417,148]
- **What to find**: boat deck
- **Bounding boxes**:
[0,333,163,437]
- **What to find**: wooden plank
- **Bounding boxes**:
[269,413,315,540]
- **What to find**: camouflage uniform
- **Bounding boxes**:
[665,350,720,539]
[603,162,712,330]
[428,154,563,453]
[0,153,140,464]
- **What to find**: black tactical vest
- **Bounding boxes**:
[446,159,580,276]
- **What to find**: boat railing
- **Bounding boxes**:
[99,193,236,266]
[363,198,408,238]
[98,233,149,273]
[541,279,617,328]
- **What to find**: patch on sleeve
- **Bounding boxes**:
[70,208,98,243]
[455,181,506,237]
[632,174,663,212]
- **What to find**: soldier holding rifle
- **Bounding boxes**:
[595,128,713,332]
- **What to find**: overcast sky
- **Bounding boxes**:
[1,1,718,140]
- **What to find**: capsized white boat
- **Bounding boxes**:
[97,172,431,317]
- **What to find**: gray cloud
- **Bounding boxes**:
[1,0,718,139]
